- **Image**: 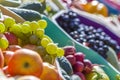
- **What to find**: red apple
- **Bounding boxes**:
[4,32,18,45]
[66,55,76,65]
[63,46,76,56]
[74,52,85,62]
[73,61,84,72]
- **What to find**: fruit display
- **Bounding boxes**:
[43,15,120,79]
[55,10,120,59]
[63,45,110,80]
[0,0,120,80]
[0,12,65,79]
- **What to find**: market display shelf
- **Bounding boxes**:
[42,14,120,80]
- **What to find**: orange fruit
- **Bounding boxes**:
[7,48,43,77]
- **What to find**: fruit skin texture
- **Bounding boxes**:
[23,44,37,51]
[0,49,4,68]
[7,48,43,77]
[3,51,14,65]
[74,52,85,62]
[83,59,93,74]
[6,45,21,52]
[73,61,84,72]
[66,55,76,65]
[40,62,62,80]
[4,32,18,45]
[63,46,76,56]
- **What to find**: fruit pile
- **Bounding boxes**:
[0,17,65,80]
[62,45,110,80]
[0,0,120,80]
[0,17,64,63]
[56,10,120,59]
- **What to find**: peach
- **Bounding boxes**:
[40,62,61,80]
[7,49,43,77]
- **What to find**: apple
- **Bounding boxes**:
[40,62,62,80]
[66,55,76,65]
[63,46,76,56]
[4,32,18,45]
[73,61,84,72]
[7,48,43,77]
[3,51,14,65]
[0,49,4,68]
[74,52,85,62]
[7,45,21,52]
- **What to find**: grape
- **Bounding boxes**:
[46,43,58,55]
[83,59,93,73]
[66,55,76,65]
[10,24,21,34]
[29,34,39,45]
[41,38,50,47]
[63,46,76,56]
[35,46,47,57]
[21,24,31,34]
[42,35,53,43]
[56,48,64,57]
[0,37,9,49]
[29,21,40,31]
[73,61,84,72]
[35,28,44,38]
[4,17,16,28]
[57,10,120,59]
[0,22,5,33]
[74,52,85,62]
[43,54,53,64]
[38,19,47,29]
[23,21,30,24]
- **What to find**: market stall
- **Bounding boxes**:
[0,0,120,80]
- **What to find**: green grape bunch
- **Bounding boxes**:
[0,17,64,64]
